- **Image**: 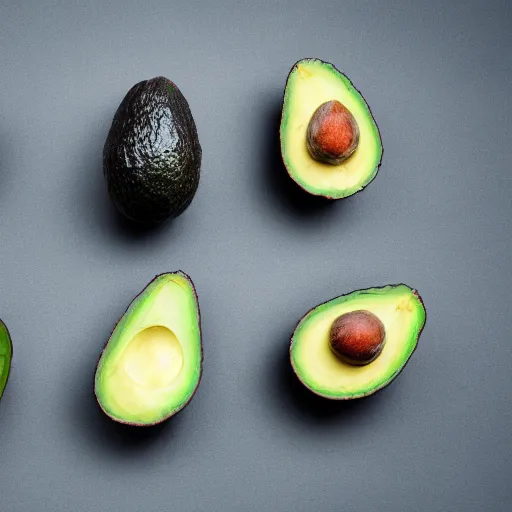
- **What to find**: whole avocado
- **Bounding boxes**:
[103,77,202,224]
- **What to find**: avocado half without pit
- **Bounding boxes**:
[280,58,383,199]
[103,77,202,224]
[94,272,202,426]
[0,320,12,402]
[290,284,426,399]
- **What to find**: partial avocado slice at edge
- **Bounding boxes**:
[0,320,13,401]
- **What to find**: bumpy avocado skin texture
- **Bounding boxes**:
[0,320,13,401]
[280,58,383,199]
[104,77,202,224]
[95,272,202,426]
[290,284,426,400]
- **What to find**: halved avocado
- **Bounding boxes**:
[95,272,202,426]
[290,284,426,399]
[280,58,383,199]
[0,320,12,401]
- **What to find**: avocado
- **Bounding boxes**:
[0,320,12,401]
[290,284,426,399]
[103,77,202,224]
[280,59,382,199]
[95,272,202,426]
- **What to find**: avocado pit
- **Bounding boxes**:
[306,100,360,165]
[123,325,184,389]
[330,310,385,365]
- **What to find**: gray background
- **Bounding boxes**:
[0,1,510,511]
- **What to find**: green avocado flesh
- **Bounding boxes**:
[0,320,13,401]
[95,272,202,425]
[290,285,426,399]
[280,59,382,199]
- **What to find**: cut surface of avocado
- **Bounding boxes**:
[95,272,202,425]
[0,320,13,401]
[290,285,425,399]
[280,58,382,199]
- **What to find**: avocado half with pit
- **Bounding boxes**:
[280,58,382,199]
[290,284,426,399]
[0,320,12,401]
[95,272,202,426]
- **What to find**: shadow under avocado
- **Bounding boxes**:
[265,326,388,425]
[88,401,175,451]
[0,128,14,200]
[110,208,172,240]
[257,94,356,221]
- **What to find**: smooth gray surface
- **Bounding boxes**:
[0,1,511,511]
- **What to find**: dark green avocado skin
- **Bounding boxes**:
[103,77,202,224]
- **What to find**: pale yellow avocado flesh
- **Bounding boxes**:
[280,59,382,198]
[95,272,201,425]
[291,285,425,399]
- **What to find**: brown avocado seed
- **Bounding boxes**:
[306,100,360,165]
[330,310,385,365]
